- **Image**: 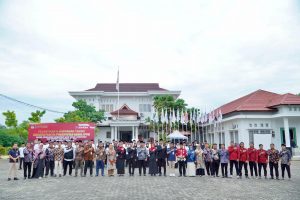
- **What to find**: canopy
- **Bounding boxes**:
[167,130,188,140]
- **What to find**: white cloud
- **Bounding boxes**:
[0,0,300,123]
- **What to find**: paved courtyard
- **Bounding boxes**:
[0,159,299,200]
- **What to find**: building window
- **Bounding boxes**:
[261,123,264,127]
[101,104,114,112]
[294,107,297,111]
[289,107,292,111]
[254,124,257,127]
[266,123,269,127]
[106,132,111,138]
[230,131,239,144]
[139,104,151,112]
[249,124,252,128]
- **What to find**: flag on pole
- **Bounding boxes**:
[172,109,176,123]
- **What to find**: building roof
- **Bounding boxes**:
[86,83,168,92]
[218,89,300,115]
[111,104,138,116]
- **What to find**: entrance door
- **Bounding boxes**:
[280,128,297,147]
[120,131,132,142]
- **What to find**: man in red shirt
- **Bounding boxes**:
[248,143,258,179]
[257,144,268,179]
[238,142,249,179]
[176,142,187,177]
[228,141,239,178]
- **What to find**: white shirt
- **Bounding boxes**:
[19,147,25,158]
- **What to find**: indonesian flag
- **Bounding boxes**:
[180,109,184,124]
[184,111,189,123]
[172,109,176,123]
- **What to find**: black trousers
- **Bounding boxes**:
[19,158,24,169]
[157,158,166,175]
[138,160,146,175]
[281,164,291,178]
[258,163,267,177]
[269,162,279,178]
[221,163,228,177]
[23,162,32,178]
[249,161,258,177]
[230,160,239,176]
[84,160,93,175]
[238,161,248,177]
[45,160,55,176]
[178,160,186,176]
[63,160,73,176]
[128,160,135,175]
[205,161,212,175]
[211,160,220,176]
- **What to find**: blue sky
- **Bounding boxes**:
[0,0,300,125]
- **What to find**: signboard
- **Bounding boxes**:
[28,123,95,141]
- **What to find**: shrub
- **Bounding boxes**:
[0,145,10,156]
[0,129,25,147]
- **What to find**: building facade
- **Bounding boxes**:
[203,90,300,157]
[69,83,181,142]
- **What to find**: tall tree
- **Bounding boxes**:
[2,110,18,128]
[28,110,46,123]
[55,100,105,123]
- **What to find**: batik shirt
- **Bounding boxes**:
[53,147,64,161]
[280,149,291,164]
[23,148,33,163]
[267,149,280,163]
[203,148,213,162]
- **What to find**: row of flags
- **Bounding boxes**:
[152,108,223,125]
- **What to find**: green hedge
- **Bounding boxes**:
[0,146,10,156]
[0,129,25,147]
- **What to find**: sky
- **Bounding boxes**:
[0,0,300,125]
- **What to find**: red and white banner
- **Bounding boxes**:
[28,123,95,141]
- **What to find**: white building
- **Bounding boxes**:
[203,89,300,157]
[69,83,180,142]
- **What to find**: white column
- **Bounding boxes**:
[135,126,139,141]
[284,117,291,147]
[114,127,118,141]
[132,126,135,141]
[111,126,114,142]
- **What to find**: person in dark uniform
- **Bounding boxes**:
[116,142,126,176]
[148,143,158,176]
[127,142,137,176]
[156,140,167,176]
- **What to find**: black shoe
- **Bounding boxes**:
[144,174,146,176]
[24,177,27,180]
[8,178,11,181]
[139,174,141,176]
[14,177,19,180]
[179,175,182,177]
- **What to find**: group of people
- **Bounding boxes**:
[7,139,292,181]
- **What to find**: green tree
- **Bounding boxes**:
[55,100,105,123]
[2,110,18,128]
[28,110,46,123]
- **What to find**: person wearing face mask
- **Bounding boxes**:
[7,143,20,181]
[127,142,137,176]
[137,141,148,176]
[186,144,196,177]
[45,141,55,178]
[156,140,167,177]
[279,144,291,180]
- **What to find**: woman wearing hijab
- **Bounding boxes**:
[32,144,45,179]
[195,144,205,176]
[186,144,196,177]
[148,143,158,176]
[107,144,116,177]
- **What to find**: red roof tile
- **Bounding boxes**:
[86,83,168,92]
[217,90,300,115]
[111,104,138,116]
[268,93,300,107]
